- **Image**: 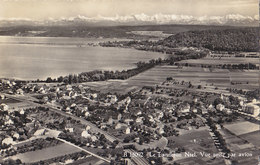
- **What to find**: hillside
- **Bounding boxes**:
[161,27,259,52]
[0,24,240,39]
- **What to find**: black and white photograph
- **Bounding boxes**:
[0,0,259,164]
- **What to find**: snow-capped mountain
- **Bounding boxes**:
[0,13,258,26]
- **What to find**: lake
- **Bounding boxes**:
[0,36,166,80]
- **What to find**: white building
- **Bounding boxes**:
[242,103,260,117]
[65,127,74,133]
[34,129,46,136]
[216,104,225,111]
[0,94,5,100]
[125,127,131,134]
[2,137,14,145]
[81,130,91,138]
[1,103,9,111]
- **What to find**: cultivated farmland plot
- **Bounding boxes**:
[9,143,82,163]
[84,65,259,94]
[178,57,260,65]
[223,121,260,136]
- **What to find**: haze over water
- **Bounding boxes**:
[0,36,166,80]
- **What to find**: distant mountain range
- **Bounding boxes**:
[0,13,258,27]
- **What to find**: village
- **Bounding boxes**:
[0,71,259,165]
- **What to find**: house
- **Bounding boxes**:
[136,111,142,116]
[81,130,91,138]
[13,132,20,139]
[2,137,14,145]
[20,109,25,115]
[156,112,164,119]
[1,103,9,111]
[66,85,72,91]
[0,94,5,100]
[34,129,46,136]
[107,95,118,104]
[5,119,14,125]
[85,111,90,117]
[71,103,76,108]
[65,127,74,133]
[91,136,97,141]
[117,114,122,120]
[135,137,140,143]
[16,88,24,95]
[136,117,143,124]
[91,93,98,99]
[192,109,198,113]
[85,126,91,131]
[115,123,122,129]
[124,119,134,125]
[107,117,114,125]
[181,104,190,113]
[158,127,165,135]
[125,127,131,134]
[223,108,232,114]
[216,104,225,111]
[216,124,221,130]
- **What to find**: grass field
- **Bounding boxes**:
[223,121,260,136]
[84,65,258,94]
[167,129,218,154]
[10,143,82,163]
[240,131,260,147]
[178,57,260,65]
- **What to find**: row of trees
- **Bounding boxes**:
[207,118,231,155]
[178,63,259,70]
[43,58,164,84]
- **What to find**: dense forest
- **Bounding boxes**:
[161,27,259,52]
[101,27,259,52]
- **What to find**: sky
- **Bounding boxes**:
[0,0,258,20]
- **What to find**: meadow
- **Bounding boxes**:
[10,143,82,163]
[178,56,259,65]
[84,65,259,94]
[223,121,260,136]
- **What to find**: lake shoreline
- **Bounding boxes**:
[0,36,166,81]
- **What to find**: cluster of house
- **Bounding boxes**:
[0,106,45,148]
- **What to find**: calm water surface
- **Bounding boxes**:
[0,36,166,80]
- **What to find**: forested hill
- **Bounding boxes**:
[160,27,259,52]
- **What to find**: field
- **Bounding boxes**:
[84,65,259,94]
[223,121,259,136]
[240,131,260,147]
[9,143,82,163]
[66,156,108,165]
[178,57,260,65]
[167,129,222,165]
[167,129,218,153]
[219,128,260,165]
[0,98,21,104]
